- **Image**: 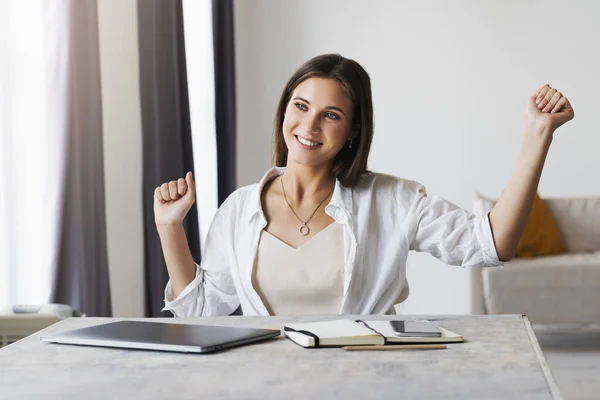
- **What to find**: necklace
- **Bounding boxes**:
[280,176,335,236]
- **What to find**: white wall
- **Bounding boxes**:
[234,0,600,314]
[97,0,145,317]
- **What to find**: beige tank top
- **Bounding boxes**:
[251,222,345,316]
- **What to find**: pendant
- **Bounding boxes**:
[299,223,310,236]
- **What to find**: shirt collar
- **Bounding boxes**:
[246,167,353,223]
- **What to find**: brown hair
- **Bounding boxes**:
[272,54,374,187]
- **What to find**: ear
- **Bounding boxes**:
[350,124,360,139]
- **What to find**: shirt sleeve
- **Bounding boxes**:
[408,184,502,267]
[162,194,241,317]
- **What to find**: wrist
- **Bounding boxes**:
[525,120,554,139]
[523,124,553,149]
[156,222,184,235]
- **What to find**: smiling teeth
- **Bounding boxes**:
[297,136,320,147]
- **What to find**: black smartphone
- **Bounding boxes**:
[390,321,442,337]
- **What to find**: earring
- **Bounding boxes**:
[349,139,353,149]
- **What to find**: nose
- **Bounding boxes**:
[303,111,322,135]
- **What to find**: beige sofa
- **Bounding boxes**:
[472,195,600,324]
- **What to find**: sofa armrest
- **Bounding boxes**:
[470,266,487,314]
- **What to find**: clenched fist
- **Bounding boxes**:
[526,84,574,137]
[154,171,195,227]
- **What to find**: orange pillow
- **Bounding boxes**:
[516,193,565,258]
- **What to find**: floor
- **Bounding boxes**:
[534,325,600,400]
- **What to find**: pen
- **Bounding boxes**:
[340,344,447,351]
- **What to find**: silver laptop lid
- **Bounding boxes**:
[41,320,280,353]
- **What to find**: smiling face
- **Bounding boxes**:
[282,77,354,169]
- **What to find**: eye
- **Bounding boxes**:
[324,112,340,120]
[294,102,307,111]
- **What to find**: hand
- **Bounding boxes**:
[154,172,196,227]
[526,84,575,137]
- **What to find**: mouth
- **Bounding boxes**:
[295,135,323,148]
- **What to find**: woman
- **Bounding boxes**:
[154,54,574,317]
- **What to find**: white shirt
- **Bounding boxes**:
[163,167,502,317]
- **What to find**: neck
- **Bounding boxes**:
[281,161,336,203]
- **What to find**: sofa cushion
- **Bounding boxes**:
[544,198,600,253]
[482,251,600,323]
[516,193,565,258]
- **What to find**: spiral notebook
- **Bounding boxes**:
[283,319,463,348]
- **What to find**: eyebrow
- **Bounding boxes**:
[292,97,346,116]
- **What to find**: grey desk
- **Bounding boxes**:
[0,315,561,400]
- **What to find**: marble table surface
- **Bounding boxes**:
[0,314,562,400]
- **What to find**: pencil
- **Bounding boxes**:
[340,344,447,351]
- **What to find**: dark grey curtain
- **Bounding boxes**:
[213,0,240,315]
[138,0,200,317]
[50,0,112,317]
[213,0,237,205]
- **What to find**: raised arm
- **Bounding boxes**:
[154,171,197,297]
[154,172,240,317]
[489,84,574,261]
